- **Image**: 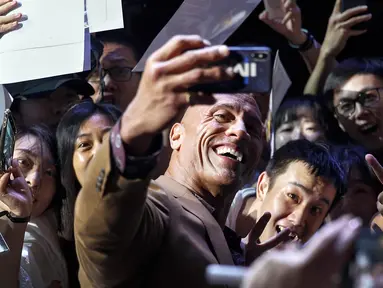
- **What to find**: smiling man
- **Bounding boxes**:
[324,58,383,155]
[74,36,289,288]
[251,140,346,243]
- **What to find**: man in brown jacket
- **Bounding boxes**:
[74,35,290,288]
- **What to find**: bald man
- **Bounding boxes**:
[74,35,289,288]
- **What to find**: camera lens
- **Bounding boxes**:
[257,53,267,59]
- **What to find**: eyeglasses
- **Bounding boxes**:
[334,87,383,117]
[101,66,133,82]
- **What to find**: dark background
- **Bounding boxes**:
[122,0,383,96]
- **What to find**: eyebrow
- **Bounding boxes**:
[76,127,112,139]
[288,181,331,206]
[15,148,56,166]
[212,103,241,112]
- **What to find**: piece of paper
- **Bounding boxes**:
[0,0,86,84]
[133,0,262,72]
[87,0,124,33]
[270,50,291,116]
[268,50,291,156]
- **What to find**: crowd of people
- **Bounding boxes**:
[1,0,383,287]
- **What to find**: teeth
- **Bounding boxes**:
[216,146,243,162]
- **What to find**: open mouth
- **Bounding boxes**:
[359,124,378,134]
[276,225,300,242]
[215,146,244,163]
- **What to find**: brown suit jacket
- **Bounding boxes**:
[74,135,234,288]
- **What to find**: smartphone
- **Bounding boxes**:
[0,109,16,175]
[341,0,369,31]
[342,228,383,287]
[189,46,272,94]
[263,0,285,21]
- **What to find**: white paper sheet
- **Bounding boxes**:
[269,50,291,156]
[87,0,124,33]
[133,0,262,72]
[0,0,86,84]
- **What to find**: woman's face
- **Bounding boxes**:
[275,106,325,150]
[13,135,57,218]
[73,113,113,187]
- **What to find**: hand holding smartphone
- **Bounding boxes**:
[0,109,16,175]
[189,46,272,94]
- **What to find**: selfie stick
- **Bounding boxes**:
[206,265,247,287]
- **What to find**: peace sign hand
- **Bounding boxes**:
[366,154,383,215]
[244,212,291,266]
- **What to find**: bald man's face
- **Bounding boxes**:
[171,94,264,191]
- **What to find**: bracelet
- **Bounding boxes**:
[0,211,30,223]
[288,29,314,52]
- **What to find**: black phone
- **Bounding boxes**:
[0,109,16,175]
[189,46,272,94]
[342,228,383,287]
[341,0,369,31]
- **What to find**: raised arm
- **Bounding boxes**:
[0,161,32,288]
[304,0,370,95]
[74,35,233,287]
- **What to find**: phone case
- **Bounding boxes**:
[0,109,16,174]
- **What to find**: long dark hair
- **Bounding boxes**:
[15,124,64,226]
[56,99,121,240]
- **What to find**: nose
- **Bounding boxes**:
[225,119,250,140]
[103,74,117,92]
[26,171,41,190]
[290,127,305,141]
[353,102,369,120]
[288,206,309,234]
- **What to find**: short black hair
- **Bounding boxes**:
[274,95,349,145]
[95,29,144,62]
[56,99,121,240]
[266,139,346,209]
[324,57,383,109]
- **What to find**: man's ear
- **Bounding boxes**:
[256,171,270,202]
[169,123,185,151]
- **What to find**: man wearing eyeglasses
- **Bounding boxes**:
[93,30,142,111]
[324,58,383,156]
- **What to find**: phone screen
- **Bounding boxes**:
[0,110,16,174]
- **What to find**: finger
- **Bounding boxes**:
[281,11,293,25]
[0,20,18,33]
[247,212,271,244]
[338,5,368,22]
[170,66,234,92]
[150,35,211,63]
[284,0,297,12]
[0,0,17,15]
[10,159,23,179]
[259,227,291,251]
[160,45,230,74]
[348,29,367,37]
[0,172,10,194]
[340,13,371,29]
[0,12,21,23]
[332,0,342,14]
[258,10,268,21]
[366,154,383,184]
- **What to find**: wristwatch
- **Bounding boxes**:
[288,29,314,52]
[0,211,31,223]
